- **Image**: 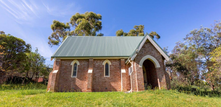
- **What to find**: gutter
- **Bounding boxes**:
[127,73,133,93]
[51,56,129,58]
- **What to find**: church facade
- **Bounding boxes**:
[47,35,170,92]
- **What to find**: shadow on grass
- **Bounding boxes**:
[174,86,221,98]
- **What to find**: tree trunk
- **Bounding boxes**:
[22,78,25,85]
[26,70,29,78]
[211,83,215,91]
[31,71,35,79]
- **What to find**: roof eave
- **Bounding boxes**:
[51,56,129,59]
[146,35,170,61]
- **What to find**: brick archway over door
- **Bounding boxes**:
[143,59,158,89]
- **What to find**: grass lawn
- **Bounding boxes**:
[0,86,221,107]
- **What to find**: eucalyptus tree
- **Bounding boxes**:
[166,42,199,86]
[24,48,47,79]
[48,12,103,46]
[167,21,221,89]
[0,31,5,34]
[208,47,221,90]
[116,25,160,39]
[70,12,102,36]
[48,20,70,46]
[0,33,31,75]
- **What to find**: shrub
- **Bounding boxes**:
[0,83,47,90]
[173,85,221,97]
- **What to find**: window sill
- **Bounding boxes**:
[104,76,110,77]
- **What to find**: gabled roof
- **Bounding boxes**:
[127,35,170,62]
[51,36,143,58]
[51,35,170,61]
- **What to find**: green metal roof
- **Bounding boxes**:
[51,36,143,58]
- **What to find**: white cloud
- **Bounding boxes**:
[0,0,37,21]
[43,2,81,17]
[0,0,81,25]
[0,0,82,65]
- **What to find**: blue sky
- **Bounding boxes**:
[0,0,221,65]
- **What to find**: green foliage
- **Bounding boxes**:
[207,46,221,90]
[97,33,104,36]
[48,12,103,46]
[24,48,51,79]
[70,12,102,36]
[48,20,70,45]
[0,31,5,34]
[149,31,160,39]
[116,25,160,39]
[167,21,221,91]
[116,29,124,36]
[0,33,31,73]
[0,32,51,80]
[166,42,199,85]
[173,85,221,97]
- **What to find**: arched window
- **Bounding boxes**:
[71,60,80,78]
[72,63,77,77]
[105,63,109,77]
[103,60,111,77]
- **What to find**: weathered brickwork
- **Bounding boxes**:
[47,40,170,92]
[133,40,170,90]
[125,64,132,91]
[131,61,139,92]
[47,59,131,92]
[47,60,60,92]
[92,59,121,92]
[57,59,89,92]
[87,58,93,92]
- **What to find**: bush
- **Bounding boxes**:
[173,85,221,97]
[0,83,47,90]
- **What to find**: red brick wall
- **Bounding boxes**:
[87,58,93,92]
[57,59,89,92]
[47,40,170,92]
[125,64,131,91]
[53,59,127,92]
[133,40,169,90]
[131,61,139,92]
[53,60,60,70]
[47,60,60,92]
[121,59,131,91]
[92,59,121,92]
[33,77,44,82]
[47,72,52,91]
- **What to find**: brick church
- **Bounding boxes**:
[47,35,170,92]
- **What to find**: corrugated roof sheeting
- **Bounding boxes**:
[52,36,143,58]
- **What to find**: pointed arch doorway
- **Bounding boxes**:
[143,59,158,89]
[139,55,160,90]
